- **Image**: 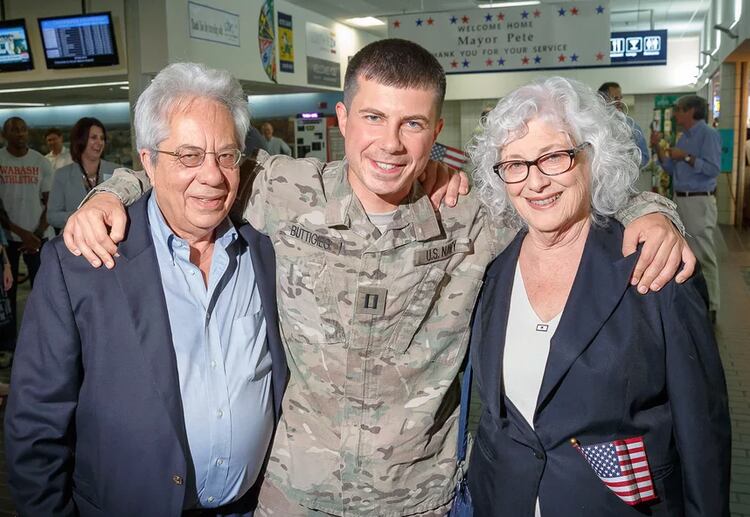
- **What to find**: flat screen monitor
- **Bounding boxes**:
[0,19,34,72]
[38,12,118,69]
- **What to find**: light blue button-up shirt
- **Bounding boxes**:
[147,194,273,508]
[627,116,650,168]
[660,120,721,192]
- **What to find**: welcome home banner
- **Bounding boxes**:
[388,1,610,74]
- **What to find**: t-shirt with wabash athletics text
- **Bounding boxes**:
[0,147,54,241]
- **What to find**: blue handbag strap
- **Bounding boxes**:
[456,349,473,462]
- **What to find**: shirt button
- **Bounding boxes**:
[216,458,224,466]
[211,360,217,368]
[190,269,195,276]
[534,450,545,460]
[217,409,223,418]
[207,496,214,503]
[172,474,183,485]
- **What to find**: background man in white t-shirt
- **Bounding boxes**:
[44,127,73,171]
[0,117,54,359]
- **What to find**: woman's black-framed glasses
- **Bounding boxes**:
[492,142,590,184]
[156,146,244,169]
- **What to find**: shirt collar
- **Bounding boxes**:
[323,159,441,241]
[684,119,707,137]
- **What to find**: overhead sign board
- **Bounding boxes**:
[388,2,611,74]
[610,29,667,66]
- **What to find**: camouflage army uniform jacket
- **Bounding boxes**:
[94,153,680,517]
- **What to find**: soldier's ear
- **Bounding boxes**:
[335,102,349,138]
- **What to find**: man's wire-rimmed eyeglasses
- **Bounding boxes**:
[156,146,244,169]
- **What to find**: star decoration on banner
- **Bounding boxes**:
[533,10,541,17]
[522,56,530,64]
[462,15,470,23]
[451,60,459,68]
[485,13,493,22]
[521,10,529,19]
[596,5,605,14]
[498,57,506,65]
[486,58,493,66]
[450,15,458,24]
[571,7,579,15]
[558,8,566,16]
[427,17,434,25]
[558,54,566,62]
[534,55,541,64]
[393,20,401,28]
[497,12,505,21]
[416,18,423,26]
[596,52,604,60]
[570,53,579,61]
[462,59,470,67]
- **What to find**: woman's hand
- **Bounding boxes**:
[3,263,13,292]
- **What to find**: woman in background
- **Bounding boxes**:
[466,77,730,516]
[47,117,119,229]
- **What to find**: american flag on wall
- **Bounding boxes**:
[573,437,657,506]
[430,142,468,171]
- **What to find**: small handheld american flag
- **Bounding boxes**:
[429,142,468,171]
[571,436,657,506]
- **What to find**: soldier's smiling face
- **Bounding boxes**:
[335,77,444,213]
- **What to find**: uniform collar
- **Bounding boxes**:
[323,160,441,242]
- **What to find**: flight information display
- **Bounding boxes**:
[0,19,34,72]
[38,12,119,69]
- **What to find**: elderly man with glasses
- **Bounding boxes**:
[4,63,287,517]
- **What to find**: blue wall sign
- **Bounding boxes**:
[610,30,667,66]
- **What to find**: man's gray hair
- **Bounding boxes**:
[134,62,250,166]
[469,76,640,228]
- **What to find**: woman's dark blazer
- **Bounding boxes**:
[467,219,730,517]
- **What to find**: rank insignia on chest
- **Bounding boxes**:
[413,238,473,266]
[283,223,342,255]
[355,286,388,316]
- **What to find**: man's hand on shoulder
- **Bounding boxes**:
[418,160,470,210]
[63,193,127,269]
[622,213,697,294]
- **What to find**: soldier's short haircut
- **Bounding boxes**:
[677,95,707,121]
[343,39,446,116]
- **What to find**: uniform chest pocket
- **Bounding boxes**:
[387,270,483,366]
[277,259,344,345]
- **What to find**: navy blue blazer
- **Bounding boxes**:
[5,193,287,517]
[467,220,730,516]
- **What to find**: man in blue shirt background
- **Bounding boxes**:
[598,82,651,168]
[653,95,722,321]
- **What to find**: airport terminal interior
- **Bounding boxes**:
[0,0,749,515]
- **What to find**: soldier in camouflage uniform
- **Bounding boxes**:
[64,40,692,516]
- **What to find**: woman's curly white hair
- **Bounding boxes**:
[468,76,640,228]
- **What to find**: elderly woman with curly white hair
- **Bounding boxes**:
[465,77,730,517]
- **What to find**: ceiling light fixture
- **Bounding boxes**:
[477,1,541,8]
[345,17,385,27]
[0,102,47,107]
[0,81,129,94]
